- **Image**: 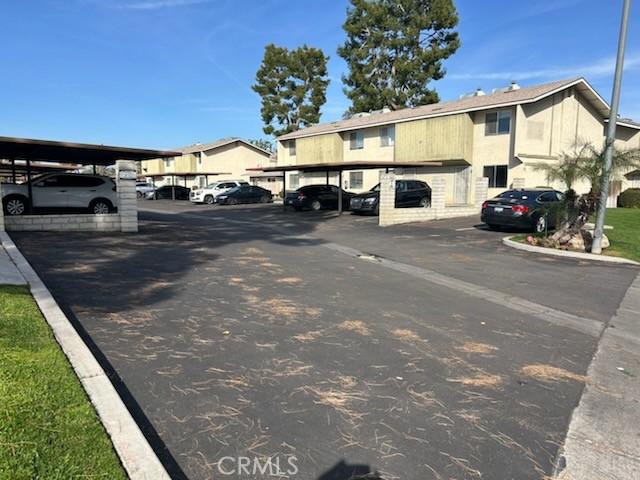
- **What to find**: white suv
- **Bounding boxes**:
[2,173,117,216]
[190,180,249,204]
[136,181,155,198]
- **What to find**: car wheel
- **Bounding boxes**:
[260,195,270,203]
[534,215,547,234]
[228,198,238,205]
[4,196,27,216]
[204,195,214,205]
[311,199,321,211]
[419,197,431,208]
[90,199,112,214]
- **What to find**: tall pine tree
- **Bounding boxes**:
[253,44,329,137]
[338,0,460,113]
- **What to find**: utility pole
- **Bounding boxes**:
[592,0,631,254]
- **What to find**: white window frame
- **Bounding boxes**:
[349,171,364,189]
[289,173,299,189]
[349,131,364,150]
[483,165,508,188]
[485,110,512,135]
[380,126,395,147]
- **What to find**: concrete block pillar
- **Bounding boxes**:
[378,171,396,215]
[430,177,446,211]
[116,160,138,233]
[0,183,5,232]
[512,177,526,189]
[475,177,489,210]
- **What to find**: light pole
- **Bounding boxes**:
[592,0,631,254]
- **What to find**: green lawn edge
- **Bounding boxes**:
[0,285,127,480]
[510,208,640,263]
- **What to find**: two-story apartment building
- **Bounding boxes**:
[276,77,640,205]
[141,138,272,189]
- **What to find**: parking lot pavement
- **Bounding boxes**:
[11,205,639,480]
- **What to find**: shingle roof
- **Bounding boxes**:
[177,138,271,156]
[278,77,607,141]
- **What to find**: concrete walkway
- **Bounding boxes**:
[558,272,640,479]
[0,242,26,285]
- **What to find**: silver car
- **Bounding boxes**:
[2,173,117,216]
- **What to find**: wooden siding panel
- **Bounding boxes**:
[175,154,196,172]
[142,158,165,175]
[296,134,343,164]
[395,114,473,162]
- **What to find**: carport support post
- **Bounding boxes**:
[0,182,5,232]
[338,170,343,215]
[11,158,16,183]
[282,172,287,211]
[115,160,138,233]
[26,158,33,214]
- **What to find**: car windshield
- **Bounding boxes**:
[225,186,240,194]
[370,183,381,192]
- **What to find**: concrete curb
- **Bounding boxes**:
[556,272,640,479]
[503,236,640,266]
[0,232,170,480]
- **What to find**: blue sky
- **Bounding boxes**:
[0,0,638,149]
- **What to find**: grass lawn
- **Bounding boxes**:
[0,285,126,480]
[599,208,640,262]
[511,208,640,262]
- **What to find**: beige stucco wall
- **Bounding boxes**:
[342,126,395,163]
[200,142,270,179]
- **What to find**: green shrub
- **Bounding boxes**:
[619,188,640,208]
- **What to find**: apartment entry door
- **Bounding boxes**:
[453,166,471,204]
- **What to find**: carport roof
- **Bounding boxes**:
[0,160,82,176]
[0,135,180,165]
[262,161,444,173]
[144,172,232,177]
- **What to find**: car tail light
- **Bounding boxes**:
[482,201,488,209]
[512,205,529,214]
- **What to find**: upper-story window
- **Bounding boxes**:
[485,110,511,135]
[380,126,395,147]
[350,131,364,150]
[288,140,296,156]
[164,157,174,168]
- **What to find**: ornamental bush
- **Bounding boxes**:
[619,188,640,208]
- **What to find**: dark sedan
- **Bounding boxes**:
[216,185,273,205]
[285,185,354,211]
[145,185,190,200]
[481,189,564,233]
[350,180,432,215]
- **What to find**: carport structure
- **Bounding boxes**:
[0,135,179,232]
[0,159,82,183]
[262,160,443,213]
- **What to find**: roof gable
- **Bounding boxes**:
[278,77,612,141]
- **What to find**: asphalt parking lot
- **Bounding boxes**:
[11,201,639,480]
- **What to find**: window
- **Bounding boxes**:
[485,111,511,135]
[537,192,558,203]
[60,175,104,187]
[349,131,364,150]
[349,171,363,189]
[288,140,296,156]
[380,126,395,147]
[483,165,508,188]
[164,157,174,167]
[289,174,299,189]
